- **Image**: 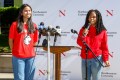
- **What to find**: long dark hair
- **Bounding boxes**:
[83,9,107,35]
[17,4,35,33]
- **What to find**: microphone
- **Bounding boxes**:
[47,25,61,36]
[35,27,42,44]
[47,25,53,31]
[55,26,61,36]
[36,23,46,44]
[74,30,78,34]
[83,23,90,36]
[71,29,78,34]
[71,29,74,33]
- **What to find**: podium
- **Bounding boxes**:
[43,46,78,80]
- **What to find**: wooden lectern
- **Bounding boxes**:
[36,29,81,80]
[43,46,77,80]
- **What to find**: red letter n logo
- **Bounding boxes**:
[59,10,66,17]
[106,10,113,16]
[39,69,47,76]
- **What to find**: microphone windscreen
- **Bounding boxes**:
[48,25,53,30]
[71,29,74,33]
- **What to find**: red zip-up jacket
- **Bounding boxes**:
[77,25,109,62]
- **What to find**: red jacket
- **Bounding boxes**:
[77,25,109,62]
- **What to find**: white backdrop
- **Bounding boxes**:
[23,0,120,80]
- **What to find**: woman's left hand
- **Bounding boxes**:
[105,61,110,67]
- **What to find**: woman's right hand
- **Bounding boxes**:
[83,28,89,37]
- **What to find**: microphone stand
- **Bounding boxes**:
[47,31,51,80]
[41,29,51,80]
[71,29,104,80]
[53,32,58,80]
[81,37,105,80]
[53,33,57,46]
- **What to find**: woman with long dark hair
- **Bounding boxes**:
[9,4,38,80]
[77,9,110,80]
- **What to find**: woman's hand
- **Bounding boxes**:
[105,61,110,67]
[83,28,89,36]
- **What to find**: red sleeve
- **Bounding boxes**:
[101,30,109,62]
[9,22,17,39]
[33,23,38,43]
[77,27,86,47]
